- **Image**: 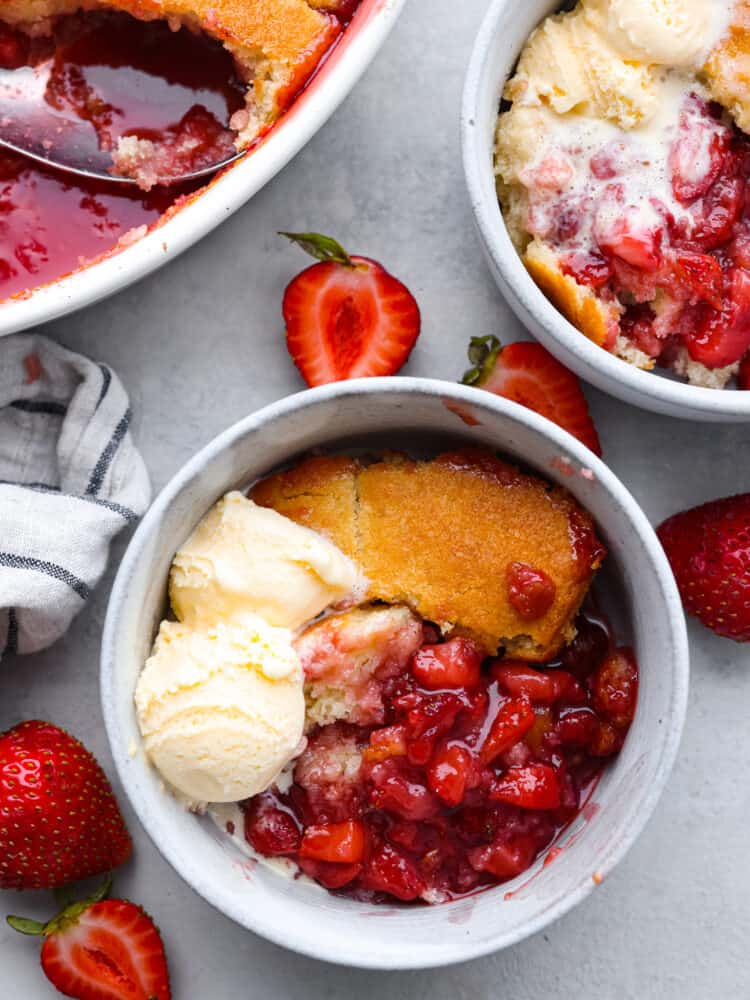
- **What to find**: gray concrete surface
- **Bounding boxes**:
[1,1,749,995]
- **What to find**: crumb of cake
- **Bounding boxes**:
[704,3,750,134]
[614,334,656,371]
[670,347,740,388]
[296,605,424,729]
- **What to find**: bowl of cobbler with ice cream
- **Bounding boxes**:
[101,379,688,967]
[464,0,750,419]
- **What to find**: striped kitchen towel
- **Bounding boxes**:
[0,333,151,657]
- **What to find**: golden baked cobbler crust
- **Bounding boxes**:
[523,239,622,352]
[251,449,605,661]
[704,2,750,134]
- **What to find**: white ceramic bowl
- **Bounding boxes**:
[0,0,405,337]
[462,0,750,422]
[101,378,688,968]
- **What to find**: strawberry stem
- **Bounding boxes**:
[461,335,502,386]
[7,875,113,938]
[279,231,354,267]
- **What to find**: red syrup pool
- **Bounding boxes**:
[0,13,243,298]
[0,2,360,300]
[243,605,638,905]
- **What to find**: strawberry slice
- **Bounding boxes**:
[8,879,171,1000]
[299,820,365,864]
[410,637,484,690]
[490,763,561,810]
[426,743,474,806]
[687,173,744,252]
[491,662,579,705]
[281,232,420,386]
[468,837,537,880]
[669,95,731,204]
[506,561,556,620]
[593,185,663,271]
[669,250,723,310]
[462,336,602,455]
[361,841,425,901]
[739,354,750,389]
[685,266,750,368]
[479,695,536,765]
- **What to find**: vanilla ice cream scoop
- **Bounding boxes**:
[135,617,304,803]
[505,9,657,130]
[583,0,717,68]
[169,491,360,632]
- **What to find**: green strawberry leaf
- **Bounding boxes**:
[7,915,46,936]
[7,876,113,937]
[279,231,353,267]
[461,335,503,386]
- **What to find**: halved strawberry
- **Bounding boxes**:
[8,879,171,1000]
[281,232,420,386]
[462,336,602,455]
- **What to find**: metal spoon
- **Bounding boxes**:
[0,62,244,186]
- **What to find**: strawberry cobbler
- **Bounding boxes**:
[136,449,638,905]
[495,0,750,389]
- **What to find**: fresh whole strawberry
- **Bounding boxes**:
[8,878,171,999]
[658,493,750,641]
[0,720,132,889]
[281,231,420,386]
[462,335,602,455]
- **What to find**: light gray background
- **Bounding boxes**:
[1,1,749,995]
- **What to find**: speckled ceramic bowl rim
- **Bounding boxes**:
[101,378,689,968]
[0,0,405,336]
[461,0,750,422]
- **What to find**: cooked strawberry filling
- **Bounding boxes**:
[541,95,750,376]
[0,3,361,299]
[243,608,638,904]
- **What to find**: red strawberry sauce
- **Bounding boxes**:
[541,95,750,375]
[244,607,638,904]
[0,3,360,301]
